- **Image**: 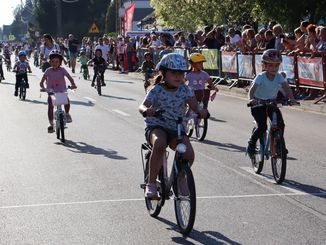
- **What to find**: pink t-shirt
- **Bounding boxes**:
[44,67,69,93]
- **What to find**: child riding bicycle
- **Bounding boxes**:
[246,49,297,156]
[186,52,219,109]
[87,49,107,87]
[141,52,155,91]
[13,51,32,96]
[139,53,208,199]
[39,49,77,133]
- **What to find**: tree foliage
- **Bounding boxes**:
[33,0,110,37]
[151,0,326,32]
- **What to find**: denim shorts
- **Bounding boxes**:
[145,125,185,144]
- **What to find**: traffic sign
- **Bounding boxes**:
[89,23,100,33]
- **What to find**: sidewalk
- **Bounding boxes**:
[114,70,326,115]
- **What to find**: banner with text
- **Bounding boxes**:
[221,51,237,73]
[297,57,324,87]
[238,54,254,79]
[202,49,219,70]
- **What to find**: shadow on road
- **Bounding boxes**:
[25,99,48,105]
[63,140,128,160]
[201,140,246,153]
[156,217,242,245]
[107,79,134,84]
[0,81,14,86]
[283,179,326,199]
[100,94,136,101]
[209,116,227,123]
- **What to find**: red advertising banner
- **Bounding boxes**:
[238,54,254,79]
[125,3,136,33]
[221,51,237,73]
[297,56,324,87]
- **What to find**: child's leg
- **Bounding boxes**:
[249,106,268,145]
[0,65,4,78]
[14,75,20,95]
[202,89,211,109]
[148,128,168,184]
[24,73,29,88]
[64,98,70,114]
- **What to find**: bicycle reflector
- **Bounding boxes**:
[176,143,187,154]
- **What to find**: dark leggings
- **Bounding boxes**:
[15,73,28,91]
[92,67,104,84]
[250,105,285,145]
[194,89,210,109]
[47,95,70,122]
[0,64,3,78]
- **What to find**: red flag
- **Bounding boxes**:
[125,3,136,32]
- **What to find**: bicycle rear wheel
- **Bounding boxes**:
[144,159,165,217]
[174,162,196,235]
[185,119,194,138]
[271,132,286,184]
[195,118,207,141]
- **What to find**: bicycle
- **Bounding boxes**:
[247,99,299,184]
[41,87,72,143]
[17,72,29,100]
[186,90,210,141]
[94,64,106,96]
[140,111,198,235]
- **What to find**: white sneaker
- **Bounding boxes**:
[65,113,72,123]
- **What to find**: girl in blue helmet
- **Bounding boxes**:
[139,53,209,198]
[13,51,32,96]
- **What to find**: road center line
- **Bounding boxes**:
[1,192,325,210]
[112,109,130,116]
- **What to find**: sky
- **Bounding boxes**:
[0,0,25,27]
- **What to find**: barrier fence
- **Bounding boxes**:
[137,48,326,103]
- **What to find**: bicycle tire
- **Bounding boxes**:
[185,119,194,138]
[22,86,26,100]
[96,75,102,96]
[174,162,196,235]
[271,132,286,184]
[59,114,65,143]
[144,160,165,217]
[19,83,23,99]
[196,118,207,141]
[56,118,60,140]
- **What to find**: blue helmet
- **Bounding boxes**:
[18,50,27,57]
[157,53,188,72]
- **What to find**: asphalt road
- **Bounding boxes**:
[0,61,325,245]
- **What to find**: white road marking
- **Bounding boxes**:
[1,192,325,210]
[240,166,307,195]
[83,97,96,103]
[112,109,130,116]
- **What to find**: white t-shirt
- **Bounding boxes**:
[95,44,109,61]
[230,34,241,44]
[40,43,60,60]
[117,40,125,55]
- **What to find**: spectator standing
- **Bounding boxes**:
[95,37,109,62]
[68,34,79,73]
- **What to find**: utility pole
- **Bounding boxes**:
[56,0,63,37]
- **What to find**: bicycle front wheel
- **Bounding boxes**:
[59,114,65,143]
[195,118,207,141]
[174,163,196,235]
[271,133,286,184]
[185,119,194,138]
[22,86,26,100]
[251,134,264,174]
[96,76,102,96]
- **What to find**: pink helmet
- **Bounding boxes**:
[262,49,282,63]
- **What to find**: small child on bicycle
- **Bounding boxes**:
[247,49,297,156]
[141,52,155,91]
[39,49,77,133]
[139,53,208,198]
[13,51,32,96]
[78,50,89,79]
[87,49,107,87]
[186,53,219,109]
